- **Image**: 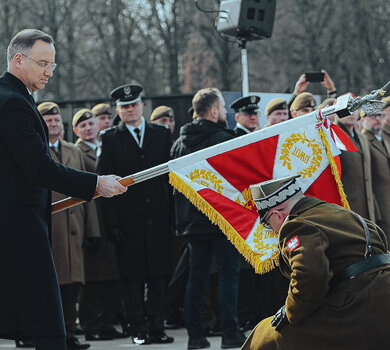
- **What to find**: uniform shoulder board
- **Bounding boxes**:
[98,126,116,138]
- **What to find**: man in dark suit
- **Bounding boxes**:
[230,95,260,136]
[97,84,174,345]
[0,29,126,350]
[73,109,124,342]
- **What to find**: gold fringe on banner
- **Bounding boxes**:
[318,127,350,209]
[169,172,278,274]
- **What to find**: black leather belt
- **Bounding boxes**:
[331,253,390,285]
[331,212,390,286]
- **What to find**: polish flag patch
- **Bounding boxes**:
[286,235,300,252]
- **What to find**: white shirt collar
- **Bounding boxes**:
[49,139,60,149]
[84,140,98,150]
[236,123,251,134]
[125,117,145,147]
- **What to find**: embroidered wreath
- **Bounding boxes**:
[279,132,323,178]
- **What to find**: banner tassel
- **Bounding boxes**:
[169,172,277,274]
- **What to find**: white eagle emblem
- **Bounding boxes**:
[287,235,300,252]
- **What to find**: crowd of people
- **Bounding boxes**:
[1,28,390,350]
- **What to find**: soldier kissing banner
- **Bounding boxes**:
[168,113,355,273]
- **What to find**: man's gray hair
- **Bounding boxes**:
[7,29,54,68]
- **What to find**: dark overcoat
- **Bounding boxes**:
[76,139,119,281]
[97,121,172,278]
[242,197,390,350]
[0,72,97,339]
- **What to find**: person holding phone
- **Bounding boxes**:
[288,69,337,118]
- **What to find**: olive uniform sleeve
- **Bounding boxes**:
[279,220,332,325]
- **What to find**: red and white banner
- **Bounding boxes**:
[168,112,350,273]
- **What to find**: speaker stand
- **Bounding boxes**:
[238,37,249,97]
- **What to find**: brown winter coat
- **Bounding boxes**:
[334,121,378,221]
[51,140,100,285]
[362,129,390,239]
[242,196,390,350]
[76,139,119,281]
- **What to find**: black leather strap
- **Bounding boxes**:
[351,211,372,257]
[331,253,390,285]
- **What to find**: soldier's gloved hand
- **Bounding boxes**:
[82,237,100,254]
[107,227,124,244]
[271,305,289,331]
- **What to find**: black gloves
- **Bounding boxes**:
[107,227,125,244]
[271,305,289,331]
[82,237,100,254]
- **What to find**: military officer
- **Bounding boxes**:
[38,102,100,350]
[361,109,390,239]
[289,92,316,118]
[72,109,125,341]
[97,84,174,345]
[91,103,113,131]
[150,105,176,134]
[265,98,288,126]
[381,96,390,145]
[241,175,390,350]
[230,95,260,136]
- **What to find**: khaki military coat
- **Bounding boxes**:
[242,197,390,350]
[335,121,377,221]
[362,129,390,239]
[381,123,390,146]
[51,140,100,285]
[76,139,119,281]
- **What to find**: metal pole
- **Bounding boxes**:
[239,38,249,96]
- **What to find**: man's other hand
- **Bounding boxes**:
[97,175,127,197]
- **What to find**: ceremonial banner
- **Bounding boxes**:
[168,113,350,273]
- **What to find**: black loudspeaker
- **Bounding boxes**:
[216,0,276,40]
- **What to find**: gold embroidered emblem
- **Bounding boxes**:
[235,187,256,210]
[253,224,279,256]
[279,132,322,178]
[190,169,224,194]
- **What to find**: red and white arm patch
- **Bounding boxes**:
[286,235,300,252]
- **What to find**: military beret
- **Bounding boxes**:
[316,97,336,110]
[150,105,174,121]
[72,108,95,127]
[290,92,316,111]
[250,175,301,221]
[266,98,287,116]
[230,95,260,113]
[382,96,390,108]
[110,84,143,106]
[37,102,60,116]
[91,103,111,117]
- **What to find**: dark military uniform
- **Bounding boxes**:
[97,85,173,339]
[242,196,390,350]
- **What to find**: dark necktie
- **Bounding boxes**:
[50,144,61,162]
[134,128,141,144]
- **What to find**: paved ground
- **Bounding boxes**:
[0,328,250,349]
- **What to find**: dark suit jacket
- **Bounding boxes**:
[234,126,249,137]
[0,72,97,339]
[97,121,173,278]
